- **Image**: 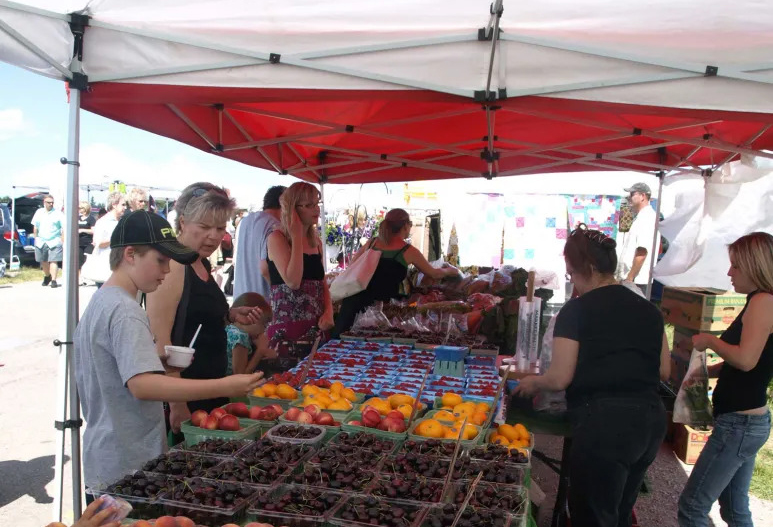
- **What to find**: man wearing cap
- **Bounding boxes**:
[74,210,263,495]
[617,182,658,295]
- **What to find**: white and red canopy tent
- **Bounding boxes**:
[2,0,773,522]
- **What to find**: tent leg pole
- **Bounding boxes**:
[320,181,327,272]
[646,174,665,300]
[10,188,16,266]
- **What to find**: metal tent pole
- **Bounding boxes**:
[10,187,16,266]
[320,181,327,272]
[646,173,665,300]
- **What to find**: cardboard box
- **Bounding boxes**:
[662,287,746,332]
[670,352,689,386]
[673,423,713,465]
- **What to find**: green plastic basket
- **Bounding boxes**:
[407,419,483,446]
[180,417,262,447]
[340,411,408,441]
[290,401,353,423]
[217,405,278,438]
[367,336,393,343]
[432,359,466,377]
[247,394,299,410]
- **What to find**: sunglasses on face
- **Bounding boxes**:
[44,201,54,205]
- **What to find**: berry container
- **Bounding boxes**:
[329,494,428,527]
[340,411,408,441]
[366,475,446,505]
[327,431,402,455]
[265,423,327,446]
[157,477,263,526]
[421,502,513,527]
[288,462,376,493]
[180,417,263,447]
[86,471,181,519]
[246,484,348,526]
[170,437,253,458]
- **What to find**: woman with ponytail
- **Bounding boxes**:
[332,208,459,337]
[515,224,671,527]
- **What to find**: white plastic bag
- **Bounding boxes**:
[673,348,713,427]
[534,314,567,413]
[329,243,380,301]
[81,251,111,283]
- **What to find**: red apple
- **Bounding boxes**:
[361,407,382,428]
[202,415,219,430]
[269,403,284,416]
[174,517,195,527]
[285,407,301,421]
[384,417,406,433]
[190,410,208,427]
[248,405,263,420]
[210,408,227,420]
[386,410,406,422]
[304,404,321,417]
[228,402,250,417]
[218,414,241,431]
[296,411,313,424]
[349,420,363,426]
[377,420,390,431]
[154,517,177,527]
[315,412,335,426]
[258,407,278,421]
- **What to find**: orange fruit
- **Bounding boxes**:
[453,402,476,419]
[433,410,456,422]
[330,381,344,395]
[444,428,459,439]
[475,402,491,414]
[341,388,358,402]
[252,387,266,397]
[328,399,352,411]
[262,383,277,396]
[396,404,414,419]
[470,411,487,426]
[301,384,320,396]
[415,419,445,438]
[372,400,392,416]
[276,384,298,400]
[388,394,415,409]
[514,423,529,441]
[462,424,478,440]
[441,406,455,411]
[497,424,519,442]
[441,392,463,408]
[365,397,385,406]
[489,433,509,445]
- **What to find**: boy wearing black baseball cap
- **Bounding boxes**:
[74,211,264,493]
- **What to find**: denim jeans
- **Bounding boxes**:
[568,393,667,527]
[678,411,771,527]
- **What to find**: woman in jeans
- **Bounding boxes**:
[516,224,670,527]
[678,232,773,527]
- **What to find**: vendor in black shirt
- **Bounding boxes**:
[678,232,773,527]
[516,224,670,527]
[77,201,96,270]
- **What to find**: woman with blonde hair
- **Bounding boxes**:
[332,208,459,337]
[147,182,263,442]
[265,182,333,369]
[128,187,148,212]
[679,232,773,527]
[77,201,96,272]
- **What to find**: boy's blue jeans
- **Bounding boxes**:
[678,411,771,527]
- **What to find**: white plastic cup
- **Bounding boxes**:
[165,345,195,368]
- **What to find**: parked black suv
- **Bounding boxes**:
[1,202,37,267]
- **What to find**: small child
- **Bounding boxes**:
[74,211,264,493]
[226,292,277,375]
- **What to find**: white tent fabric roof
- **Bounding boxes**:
[2,0,773,113]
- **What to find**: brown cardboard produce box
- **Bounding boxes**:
[669,353,689,387]
[662,287,746,332]
[673,423,713,465]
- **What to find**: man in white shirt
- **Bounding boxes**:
[233,186,286,300]
[32,195,64,288]
[617,182,658,295]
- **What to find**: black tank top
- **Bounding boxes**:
[173,259,230,413]
[712,291,773,415]
[267,252,325,285]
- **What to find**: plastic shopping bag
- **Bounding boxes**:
[329,243,380,301]
[673,348,713,427]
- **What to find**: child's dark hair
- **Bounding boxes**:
[564,223,618,279]
[232,292,273,323]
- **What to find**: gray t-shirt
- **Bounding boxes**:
[233,211,280,300]
[74,286,166,488]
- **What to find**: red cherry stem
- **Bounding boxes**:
[482,373,509,430]
[407,369,430,428]
[443,416,468,494]
[450,470,484,527]
[297,335,322,387]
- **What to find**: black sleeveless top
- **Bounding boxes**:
[172,258,230,413]
[267,253,325,285]
[712,291,773,415]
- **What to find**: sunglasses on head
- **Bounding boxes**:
[192,186,228,198]
[572,223,612,246]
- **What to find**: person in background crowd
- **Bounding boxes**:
[678,232,773,527]
[332,208,460,337]
[77,201,96,284]
[74,210,262,499]
[32,194,64,288]
[146,182,263,443]
[127,187,148,212]
[166,200,177,229]
[516,224,670,527]
[225,292,277,375]
[265,182,333,372]
[97,207,107,220]
[616,182,657,296]
[233,186,286,300]
[90,192,127,288]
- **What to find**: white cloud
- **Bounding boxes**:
[0,108,36,141]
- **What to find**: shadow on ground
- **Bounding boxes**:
[0,455,69,508]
